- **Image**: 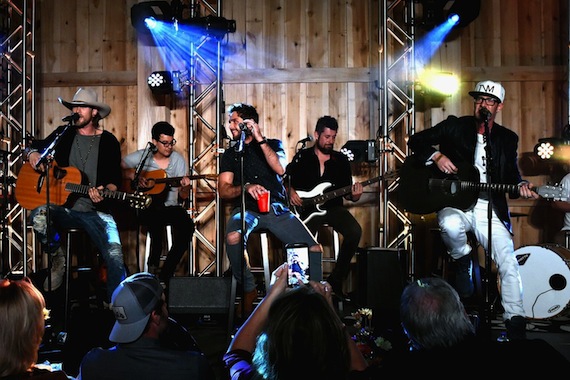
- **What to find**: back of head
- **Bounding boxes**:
[400,277,475,350]
[109,272,163,343]
[0,278,47,376]
[252,286,350,380]
[151,121,175,140]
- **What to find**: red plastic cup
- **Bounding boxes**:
[257,190,270,213]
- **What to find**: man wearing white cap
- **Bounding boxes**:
[25,87,127,301]
[77,272,214,380]
[407,80,539,340]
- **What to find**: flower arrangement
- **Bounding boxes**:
[350,308,392,365]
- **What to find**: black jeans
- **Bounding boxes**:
[139,205,195,282]
[305,205,362,284]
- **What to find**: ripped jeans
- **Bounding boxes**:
[30,205,127,301]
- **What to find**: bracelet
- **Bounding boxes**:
[26,149,38,160]
[433,153,443,163]
[258,138,268,145]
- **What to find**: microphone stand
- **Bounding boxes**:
[41,123,72,292]
[481,114,493,339]
[235,130,247,309]
[132,144,154,272]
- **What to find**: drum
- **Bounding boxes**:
[515,245,570,319]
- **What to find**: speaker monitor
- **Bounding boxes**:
[357,247,405,314]
[168,276,236,314]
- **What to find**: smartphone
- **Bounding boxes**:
[286,243,310,287]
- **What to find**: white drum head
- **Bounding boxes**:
[516,245,570,319]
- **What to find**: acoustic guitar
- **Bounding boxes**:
[122,168,216,195]
[398,155,568,215]
[15,163,152,210]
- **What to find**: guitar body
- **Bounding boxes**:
[292,182,332,223]
[122,169,168,195]
[16,163,83,210]
[399,156,480,214]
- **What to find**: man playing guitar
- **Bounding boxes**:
[286,116,363,299]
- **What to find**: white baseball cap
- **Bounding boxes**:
[468,80,505,103]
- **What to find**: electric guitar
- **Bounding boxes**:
[122,168,216,195]
[398,155,568,215]
[292,176,382,223]
[15,163,152,210]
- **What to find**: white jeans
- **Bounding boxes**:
[437,199,525,321]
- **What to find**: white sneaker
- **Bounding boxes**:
[43,247,66,292]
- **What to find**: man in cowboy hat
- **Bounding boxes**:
[25,87,127,304]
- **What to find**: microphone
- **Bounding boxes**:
[480,108,492,121]
[238,122,247,131]
[62,113,80,123]
[148,142,158,153]
[297,135,314,144]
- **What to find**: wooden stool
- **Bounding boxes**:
[246,229,272,294]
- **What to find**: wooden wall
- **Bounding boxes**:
[35,0,569,278]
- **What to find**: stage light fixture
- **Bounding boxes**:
[340,140,378,163]
[131,1,173,33]
[419,0,481,31]
[416,70,459,97]
[147,70,188,94]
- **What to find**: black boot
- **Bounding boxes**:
[505,315,527,340]
[454,255,474,298]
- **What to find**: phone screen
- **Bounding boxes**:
[286,244,310,287]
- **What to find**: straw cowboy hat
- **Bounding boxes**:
[58,87,111,119]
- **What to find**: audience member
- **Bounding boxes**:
[122,121,195,286]
[77,272,214,380]
[218,103,322,316]
[0,277,71,379]
[25,87,127,300]
[223,263,373,379]
[379,277,570,375]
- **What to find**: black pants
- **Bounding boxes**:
[305,205,362,284]
[139,205,195,282]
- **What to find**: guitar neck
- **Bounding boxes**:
[65,183,150,208]
[307,176,381,205]
[430,179,520,195]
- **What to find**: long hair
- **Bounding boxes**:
[0,278,48,376]
[252,286,351,380]
[400,277,475,350]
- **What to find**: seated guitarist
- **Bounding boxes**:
[121,121,194,288]
[25,87,127,302]
[407,80,538,340]
[286,116,363,299]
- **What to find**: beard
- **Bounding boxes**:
[316,143,333,155]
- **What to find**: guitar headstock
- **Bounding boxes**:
[537,185,569,201]
[128,192,153,209]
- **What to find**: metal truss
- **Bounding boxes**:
[184,0,225,277]
[379,0,416,279]
[0,0,37,278]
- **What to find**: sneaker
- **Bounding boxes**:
[454,254,474,298]
[43,247,66,292]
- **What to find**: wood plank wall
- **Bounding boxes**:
[35,0,568,278]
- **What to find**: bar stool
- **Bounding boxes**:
[246,229,272,294]
[63,227,100,333]
[315,224,340,277]
[143,225,173,272]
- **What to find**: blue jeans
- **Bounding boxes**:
[30,205,127,301]
[225,207,320,292]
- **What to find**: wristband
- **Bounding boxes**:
[258,138,268,145]
[433,153,443,163]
